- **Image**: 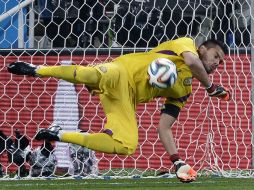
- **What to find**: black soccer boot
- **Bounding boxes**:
[7,61,39,77]
[35,124,62,141]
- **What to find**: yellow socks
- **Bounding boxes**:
[60,132,131,155]
[37,65,100,86]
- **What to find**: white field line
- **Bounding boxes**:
[0,179,229,188]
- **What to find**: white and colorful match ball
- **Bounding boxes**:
[148,58,178,89]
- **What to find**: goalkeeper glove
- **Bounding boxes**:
[206,83,231,101]
[174,160,197,183]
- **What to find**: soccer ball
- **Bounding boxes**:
[148,58,177,89]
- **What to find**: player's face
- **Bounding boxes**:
[199,45,225,74]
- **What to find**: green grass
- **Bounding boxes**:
[0,177,254,190]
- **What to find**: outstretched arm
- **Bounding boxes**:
[158,113,197,182]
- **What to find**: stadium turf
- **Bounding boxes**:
[0,177,254,190]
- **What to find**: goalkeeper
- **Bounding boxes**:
[7,37,230,183]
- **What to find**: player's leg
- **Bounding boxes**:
[95,63,138,154]
[7,61,101,86]
[37,65,101,86]
[61,132,131,155]
[35,125,131,155]
[35,63,138,155]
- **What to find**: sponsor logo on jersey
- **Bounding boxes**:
[99,66,107,73]
[183,77,192,86]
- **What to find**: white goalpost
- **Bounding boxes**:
[0,0,34,22]
[251,0,254,174]
[0,0,253,179]
[0,0,34,48]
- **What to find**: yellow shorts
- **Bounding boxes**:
[94,62,138,152]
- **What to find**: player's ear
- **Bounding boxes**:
[198,45,207,54]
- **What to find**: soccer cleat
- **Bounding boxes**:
[174,160,197,183]
[35,124,62,141]
[7,61,39,77]
[218,87,231,101]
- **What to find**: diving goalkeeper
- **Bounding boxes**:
[7,37,230,182]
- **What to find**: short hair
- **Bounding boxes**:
[200,39,228,54]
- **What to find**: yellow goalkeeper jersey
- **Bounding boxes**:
[114,37,199,109]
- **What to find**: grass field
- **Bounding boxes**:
[0,177,254,190]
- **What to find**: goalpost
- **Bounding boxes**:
[0,0,253,178]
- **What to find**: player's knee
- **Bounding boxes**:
[126,147,136,156]
[75,66,101,85]
[114,143,137,156]
[125,139,138,155]
[116,147,136,156]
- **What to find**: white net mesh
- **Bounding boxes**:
[0,0,253,178]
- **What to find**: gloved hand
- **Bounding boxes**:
[174,160,197,183]
[206,83,231,101]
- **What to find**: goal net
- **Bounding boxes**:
[0,0,253,178]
